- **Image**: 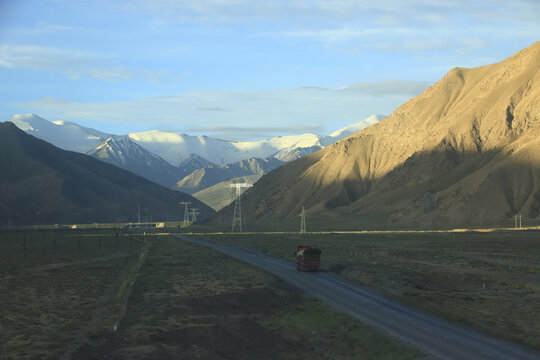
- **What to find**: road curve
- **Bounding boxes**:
[173,234,540,360]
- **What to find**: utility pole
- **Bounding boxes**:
[179,202,191,228]
[230,183,252,232]
[300,206,306,233]
[138,204,141,227]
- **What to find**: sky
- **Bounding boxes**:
[1,0,539,140]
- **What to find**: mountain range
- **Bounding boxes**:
[225,41,540,229]
[6,40,538,229]
[0,122,214,225]
[9,113,385,197]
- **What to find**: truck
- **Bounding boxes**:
[295,245,321,272]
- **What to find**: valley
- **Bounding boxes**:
[1,11,539,358]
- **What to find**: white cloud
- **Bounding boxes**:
[0,44,95,69]
[15,81,428,140]
[0,44,180,83]
[132,0,539,57]
[29,22,74,34]
[134,0,540,25]
[255,28,385,42]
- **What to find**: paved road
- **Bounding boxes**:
[173,234,540,360]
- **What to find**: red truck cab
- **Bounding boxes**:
[295,245,321,272]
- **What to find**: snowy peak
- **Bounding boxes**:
[9,113,109,153]
[10,113,383,168]
[330,114,385,138]
[7,113,385,193]
[9,113,48,131]
[128,130,241,166]
[86,136,181,188]
[272,145,325,162]
[231,133,334,160]
[87,136,154,165]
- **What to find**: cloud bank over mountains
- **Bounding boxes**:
[19,84,418,140]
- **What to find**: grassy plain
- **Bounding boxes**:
[74,235,421,359]
[0,230,145,359]
[193,230,540,350]
[0,231,421,359]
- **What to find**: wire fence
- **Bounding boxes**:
[0,229,148,273]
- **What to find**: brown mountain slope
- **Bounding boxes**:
[234,41,540,228]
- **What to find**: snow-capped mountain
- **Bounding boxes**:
[231,133,335,162]
[9,113,383,167]
[330,114,386,138]
[127,131,240,166]
[86,136,182,188]
[127,118,378,167]
[9,114,110,153]
[7,113,384,198]
[271,145,325,162]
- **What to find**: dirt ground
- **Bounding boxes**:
[193,230,540,350]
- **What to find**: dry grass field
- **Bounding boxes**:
[0,230,421,359]
[193,230,540,350]
[0,230,145,359]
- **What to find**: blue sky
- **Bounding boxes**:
[1,0,539,140]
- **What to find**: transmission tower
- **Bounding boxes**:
[230,183,252,232]
[191,208,199,223]
[300,206,306,233]
[514,214,522,229]
[179,201,191,228]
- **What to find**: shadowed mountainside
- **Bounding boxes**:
[223,41,540,228]
[0,122,214,225]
